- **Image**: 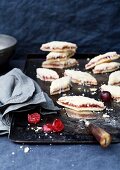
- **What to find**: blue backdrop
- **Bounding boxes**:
[0,0,120,58]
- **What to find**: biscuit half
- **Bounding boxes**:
[50,76,71,95]
[64,69,97,85]
[36,68,59,81]
[42,58,78,69]
[108,71,120,85]
[40,41,77,52]
[85,52,120,70]
[57,96,105,111]
[93,62,120,74]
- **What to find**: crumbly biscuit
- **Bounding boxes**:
[46,51,75,61]
[57,96,105,111]
[40,41,77,52]
[101,84,120,102]
[42,58,78,69]
[64,69,97,85]
[50,76,71,95]
[93,62,120,74]
[36,68,59,81]
[108,71,120,85]
[85,52,120,70]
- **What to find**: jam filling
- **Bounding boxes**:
[112,82,120,85]
[51,86,70,94]
[48,56,66,60]
[95,66,119,72]
[67,77,95,85]
[61,102,102,108]
[44,47,49,49]
[45,46,75,50]
[42,75,56,80]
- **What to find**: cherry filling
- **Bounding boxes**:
[48,56,65,60]
[72,78,93,84]
[42,75,57,80]
[51,86,70,94]
[44,47,49,49]
[112,82,120,85]
[44,63,62,67]
[95,66,119,72]
[61,102,102,108]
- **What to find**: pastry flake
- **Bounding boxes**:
[36,68,59,81]
[57,96,105,111]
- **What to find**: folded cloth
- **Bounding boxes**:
[0,68,59,135]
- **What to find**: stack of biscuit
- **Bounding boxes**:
[40,41,78,69]
[85,52,120,74]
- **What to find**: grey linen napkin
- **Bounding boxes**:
[0,68,59,134]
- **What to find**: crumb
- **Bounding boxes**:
[35,127,42,132]
[45,133,48,136]
[91,91,96,95]
[102,114,110,118]
[12,152,15,155]
[20,146,23,149]
[90,88,97,92]
[62,93,66,97]
[71,164,75,167]
[87,58,90,61]
[24,147,30,153]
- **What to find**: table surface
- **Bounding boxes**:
[0,59,119,170]
[0,135,120,170]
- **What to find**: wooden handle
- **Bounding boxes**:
[85,121,112,147]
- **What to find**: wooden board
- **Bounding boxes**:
[9,54,120,143]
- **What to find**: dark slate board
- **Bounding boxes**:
[9,54,120,144]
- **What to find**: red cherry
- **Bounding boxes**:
[28,112,41,124]
[42,123,53,133]
[100,91,112,102]
[52,119,64,132]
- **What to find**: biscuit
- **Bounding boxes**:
[93,62,120,74]
[108,71,120,85]
[40,41,77,52]
[46,51,75,61]
[42,58,78,69]
[36,68,59,81]
[64,69,97,85]
[101,84,120,102]
[85,52,120,70]
[57,96,105,111]
[50,76,71,95]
